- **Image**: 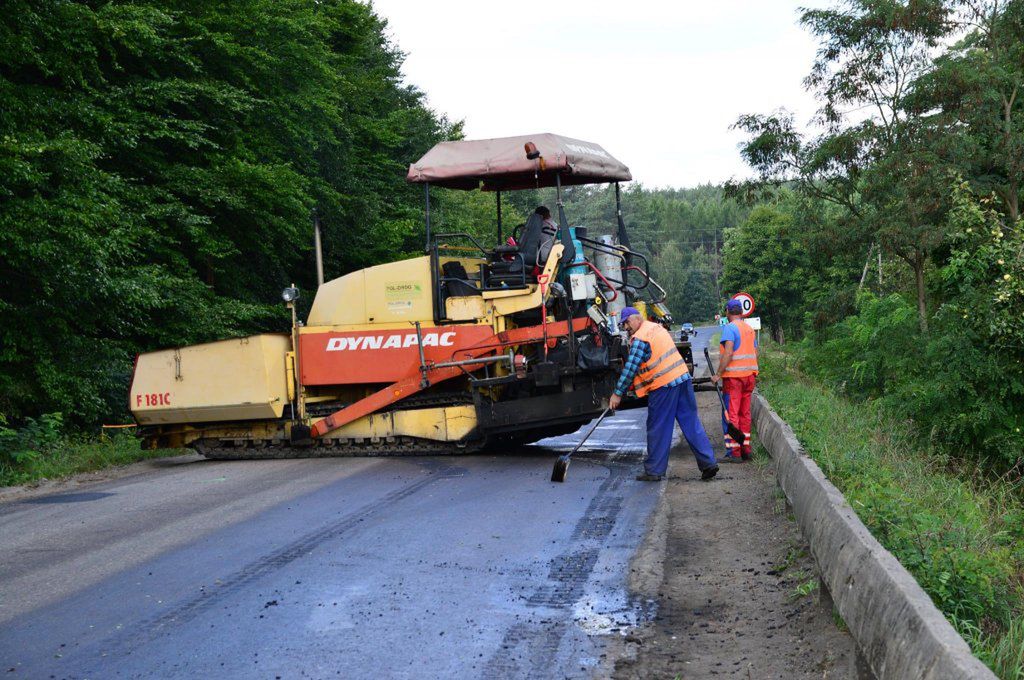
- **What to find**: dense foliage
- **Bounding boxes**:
[725,0,1024,467]
[0,0,454,426]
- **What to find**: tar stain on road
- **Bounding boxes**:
[485,454,656,678]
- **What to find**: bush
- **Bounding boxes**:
[798,292,919,398]
[0,412,176,486]
[0,412,63,479]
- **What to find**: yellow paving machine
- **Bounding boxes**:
[130,134,684,458]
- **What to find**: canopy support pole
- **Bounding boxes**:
[555,174,576,263]
[615,182,632,265]
[496,190,503,244]
[424,183,431,253]
[554,174,578,365]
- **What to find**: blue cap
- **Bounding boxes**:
[620,306,640,322]
[726,299,743,314]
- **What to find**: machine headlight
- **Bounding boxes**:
[281,286,300,303]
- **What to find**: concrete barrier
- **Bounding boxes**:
[752,393,996,680]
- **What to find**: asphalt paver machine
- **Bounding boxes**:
[130,133,683,458]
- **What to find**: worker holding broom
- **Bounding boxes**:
[609,307,719,482]
[711,299,759,461]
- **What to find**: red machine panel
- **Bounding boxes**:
[300,325,497,385]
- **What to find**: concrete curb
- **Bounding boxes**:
[752,393,995,680]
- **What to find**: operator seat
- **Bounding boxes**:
[516,213,544,269]
[441,260,481,297]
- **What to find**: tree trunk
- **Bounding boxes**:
[1007,178,1019,225]
[914,253,928,333]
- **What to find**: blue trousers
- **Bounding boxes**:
[645,380,717,476]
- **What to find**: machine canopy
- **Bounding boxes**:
[407,133,632,191]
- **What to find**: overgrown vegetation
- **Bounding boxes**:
[0,414,175,487]
[759,347,1024,679]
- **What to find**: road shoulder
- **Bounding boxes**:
[613,392,860,679]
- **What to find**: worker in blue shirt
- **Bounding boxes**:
[713,300,760,461]
[609,307,719,481]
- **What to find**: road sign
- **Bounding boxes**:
[730,292,756,318]
[746,316,761,330]
[718,317,728,326]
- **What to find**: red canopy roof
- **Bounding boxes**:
[407,133,632,191]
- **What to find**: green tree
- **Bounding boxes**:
[909,0,1024,222]
[721,200,812,342]
[0,0,451,425]
[735,0,955,331]
[653,242,719,323]
[430,189,525,250]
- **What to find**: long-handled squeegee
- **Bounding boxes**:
[704,347,746,447]
[550,407,612,483]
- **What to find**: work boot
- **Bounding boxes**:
[635,473,664,482]
[701,465,719,481]
[721,454,743,463]
[741,451,752,462]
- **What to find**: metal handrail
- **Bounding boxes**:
[431,232,489,257]
[577,235,651,289]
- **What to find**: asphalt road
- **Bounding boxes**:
[0,325,724,680]
[0,414,670,679]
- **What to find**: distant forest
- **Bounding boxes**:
[428,183,746,327]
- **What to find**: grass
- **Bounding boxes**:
[0,429,183,488]
[758,345,1024,679]
[791,577,819,600]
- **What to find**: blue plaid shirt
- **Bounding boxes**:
[614,338,689,396]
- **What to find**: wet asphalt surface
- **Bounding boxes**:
[0,326,721,680]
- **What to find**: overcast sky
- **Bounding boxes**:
[370,0,824,189]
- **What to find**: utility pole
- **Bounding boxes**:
[713,228,721,302]
[858,243,874,293]
[313,209,325,288]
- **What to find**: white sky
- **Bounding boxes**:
[370,0,823,189]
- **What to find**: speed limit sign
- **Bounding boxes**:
[730,292,756,318]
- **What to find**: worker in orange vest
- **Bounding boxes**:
[609,307,719,481]
[712,299,759,461]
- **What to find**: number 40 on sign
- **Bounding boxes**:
[730,292,755,317]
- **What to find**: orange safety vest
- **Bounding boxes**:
[722,319,759,378]
[630,320,689,397]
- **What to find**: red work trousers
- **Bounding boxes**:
[722,374,756,457]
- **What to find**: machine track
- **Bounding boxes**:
[194,435,486,460]
[192,392,483,460]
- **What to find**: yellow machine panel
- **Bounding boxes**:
[307,257,434,326]
[307,255,496,327]
[316,405,478,443]
[131,334,291,425]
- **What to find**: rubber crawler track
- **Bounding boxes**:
[194,435,486,460]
